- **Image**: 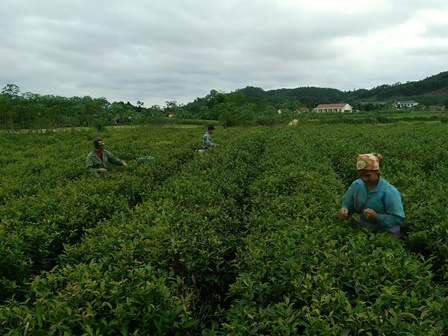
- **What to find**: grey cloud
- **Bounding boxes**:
[1,0,447,106]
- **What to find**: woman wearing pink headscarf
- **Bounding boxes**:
[338,153,405,236]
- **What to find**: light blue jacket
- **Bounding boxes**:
[202,132,215,150]
[341,176,405,229]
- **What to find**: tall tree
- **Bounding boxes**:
[0,84,21,129]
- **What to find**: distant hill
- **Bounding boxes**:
[245,71,448,107]
[185,71,448,110]
[346,71,448,105]
[240,86,345,106]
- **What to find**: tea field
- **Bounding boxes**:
[1,122,448,335]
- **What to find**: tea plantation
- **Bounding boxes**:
[1,122,448,335]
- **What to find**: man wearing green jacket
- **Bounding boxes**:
[86,137,128,173]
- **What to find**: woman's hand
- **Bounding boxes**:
[364,208,378,221]
[339,208,349,219]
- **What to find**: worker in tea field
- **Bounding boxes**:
[86,137,128,173]
[202,125,220,152]
[338,153,405,236]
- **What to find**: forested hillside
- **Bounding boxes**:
[184,71,448,112]
[1,71,447,131]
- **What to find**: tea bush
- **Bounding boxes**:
[1,122,448,335]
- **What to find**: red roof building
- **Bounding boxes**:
[314,103,352,113]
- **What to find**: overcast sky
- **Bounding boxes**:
[1,0,447,107]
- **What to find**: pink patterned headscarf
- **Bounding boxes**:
[357,153,382,170]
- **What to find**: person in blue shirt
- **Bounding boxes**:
[202,125,220,152]
[338,153,405,236]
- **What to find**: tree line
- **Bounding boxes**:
[0,84,165,131]
[2,71,447,130]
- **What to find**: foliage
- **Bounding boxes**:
[183,71,448,118]
[1,122,448,335]
[2,71,448,132]
[0,85,169,131]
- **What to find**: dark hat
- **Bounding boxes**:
[208,125,215,130]
[94,137,106,150]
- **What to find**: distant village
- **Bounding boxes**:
[278,100,437,114]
